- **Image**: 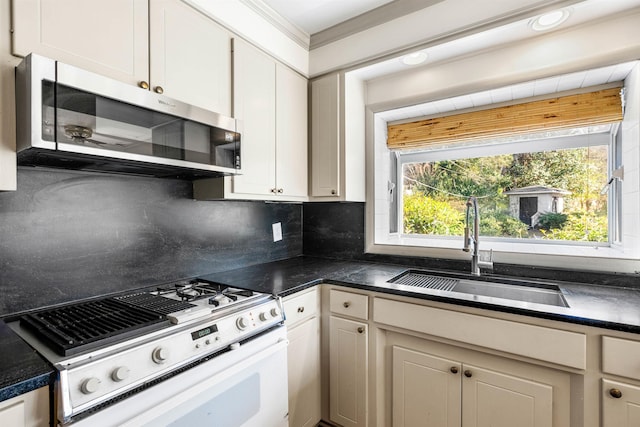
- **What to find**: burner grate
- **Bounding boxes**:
[115,293,197,315]
[20,298,167,356]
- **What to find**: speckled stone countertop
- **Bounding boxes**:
[199,256,640,333]
[0,320,53,403]
[3,255,640,404]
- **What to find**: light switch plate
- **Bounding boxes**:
[272,222,283,242]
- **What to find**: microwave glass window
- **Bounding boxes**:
[42,81,239,169]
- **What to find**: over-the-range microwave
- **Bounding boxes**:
[15,54,241,179]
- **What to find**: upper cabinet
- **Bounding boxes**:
[309,72,365,201]
[11,0,231,115]
[194,39,308,201]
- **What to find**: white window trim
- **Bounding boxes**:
[366,73,640,273]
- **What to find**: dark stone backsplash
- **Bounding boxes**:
[0,167,302,316]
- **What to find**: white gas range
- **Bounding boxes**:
[10,280,289,427]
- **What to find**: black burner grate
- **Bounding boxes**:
[115,293,196,315]
[20,297,167,357]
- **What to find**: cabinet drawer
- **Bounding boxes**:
[330,289,368,320]
[284,288,319,326]
[603,336,640,380]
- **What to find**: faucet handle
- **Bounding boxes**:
[478,249,494,270]
[463,227,470,252]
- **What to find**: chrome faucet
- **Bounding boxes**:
[463,196,492,276]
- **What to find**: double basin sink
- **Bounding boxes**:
[388,270,569,308]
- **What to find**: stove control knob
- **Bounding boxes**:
[270,307,281,318]
[111,366,130,382]
[236,316,250,330]
[259,312,269,322]
[152,347,169,364]
[81,377,101,395]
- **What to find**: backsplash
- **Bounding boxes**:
[0,168,302,316]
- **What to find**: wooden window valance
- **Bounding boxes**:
[387,87,623,151]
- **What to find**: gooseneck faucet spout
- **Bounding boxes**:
[463,196,481,275]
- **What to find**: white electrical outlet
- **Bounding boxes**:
[272,222,283,242]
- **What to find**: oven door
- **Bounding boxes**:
[70,326,288,427]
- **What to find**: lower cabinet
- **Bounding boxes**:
[284,289,321,427]
[393,345,557,427]
[0,386,49,427]
[330,315,368,427]
[602,379,640,427]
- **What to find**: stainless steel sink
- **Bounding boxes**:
[388,270,569,308]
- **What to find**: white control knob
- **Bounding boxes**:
[152,347,169,364]
[270,307,281,318]
[80,377,101,395]
[230,342,241,350]
[259,312,269,321]
[236,316,250,330]
[111,366,130,382]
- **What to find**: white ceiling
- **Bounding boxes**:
[261,0,394,34]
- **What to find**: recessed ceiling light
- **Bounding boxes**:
[530,9,570,31]
[401,51,428,66]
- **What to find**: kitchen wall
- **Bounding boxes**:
[0,167,302,317]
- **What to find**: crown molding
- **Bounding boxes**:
[239,0,310,49]
[310,0,445,50]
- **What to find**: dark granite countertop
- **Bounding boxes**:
[3,255,640,404]
[0,320,53,403]
[199,256,640,334]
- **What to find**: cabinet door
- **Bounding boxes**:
[0,387,49,427]
[330,316,367,427]
[11,0,148,85]
[462,364,552,427]
[310,73,340,197]
[602,379,640,427]
[287,317,321,427]
[275,64,308,198]
[231,39,276,196]
[392,346,461,427]
[149,0,231,115]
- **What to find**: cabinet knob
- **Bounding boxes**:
[154,86,164,94]
[138,81,149,90]
[277,188,283,193]
[270,188,277,194]
[357,327,365,334]
[464,370,473,378]
[297,306,305,313]
[450,367,459,374]
[609,388,623,399]
[331,189,336,195]
[343,301,351,308]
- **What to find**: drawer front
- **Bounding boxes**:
[603,336,640,380]
[284,288,319,326]
[330,289,368,320]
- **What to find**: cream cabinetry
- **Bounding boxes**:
[602,379,640,427]
[11,0,231,115]
[329,289,368,427]
[309,73,365,201]
[393,346,554,427]
[0,386,49,427]
[194,38,307,201]
[284,289,321,427]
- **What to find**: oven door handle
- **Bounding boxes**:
[119,337,289,427]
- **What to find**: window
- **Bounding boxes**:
[398,126,613,245]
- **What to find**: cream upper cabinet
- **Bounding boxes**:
[149,0,231,115]
[310,73,340,198]
[309,72,365,201]
[193,39,308,201]
[11,0,149,86]
[11,0,231,115]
